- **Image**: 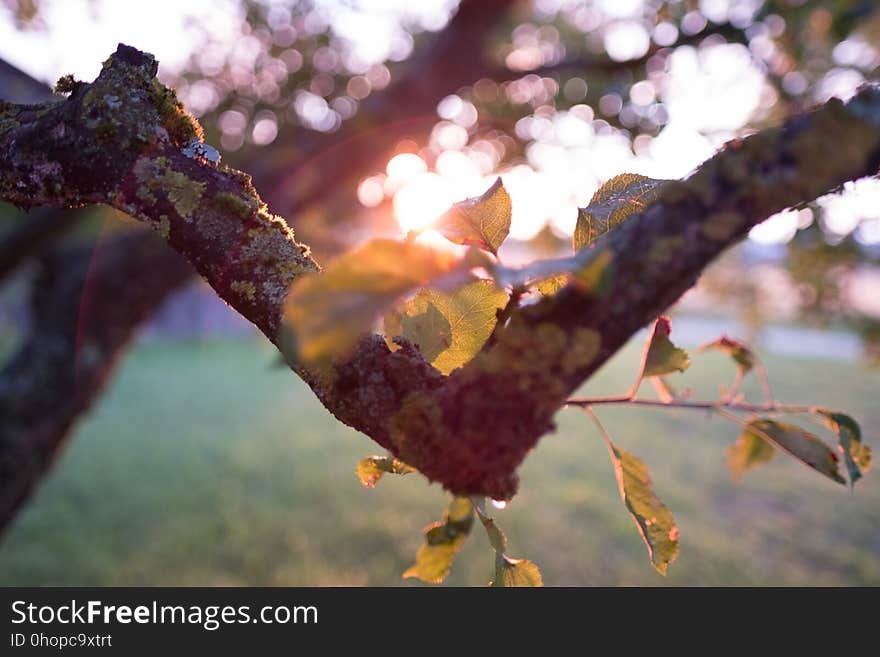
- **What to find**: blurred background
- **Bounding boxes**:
[0,0,877,585]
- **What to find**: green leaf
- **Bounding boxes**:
[726,428,776,480]
[605,441,679,575]
[491,245,613,298]
[401,300,452,363]
[382,305,403,352]
[482,518,508,554]
[284,239,460,364]
[403,497,474,584]
[473,499,509,554]
[434,177,512,255]
[746,419,845,485]
[574,174,665,251]
[491,554,543,587]
[641,316,690,378]
[395,280,509,375]
[818,411,872,487]
[356,456,415,488]
[535,274,568,297]
[698,336,756,373]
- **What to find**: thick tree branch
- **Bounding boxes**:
[2,45,879,503]
[0,232,192,531]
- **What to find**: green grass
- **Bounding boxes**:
[0,337,877,586]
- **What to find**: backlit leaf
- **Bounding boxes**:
[396,280,509,375]
[356,455,415,488]
[698,336,756,373]
[284,239,459,364]
[473,499,508,554]
[746,419,845,485]
[726,428,775,480]
[818,411,872,487]
[434,177,511,255]
[491,554,543,587]
[535,274,568,297]
[574,174,665,251]
[404,497,474,584]
[605,441,679,575]
[401,300,452,363]
[641,316,690,378]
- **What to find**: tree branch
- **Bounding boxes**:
[0,232,192,531]
[2,45,878,503]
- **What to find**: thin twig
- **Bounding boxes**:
[485,284,526,348]
[581,407,615,454]
[565,396,820,415]
[755,361,776,406]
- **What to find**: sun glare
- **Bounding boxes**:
[392,172,454,233]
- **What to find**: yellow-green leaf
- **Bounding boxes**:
[356,455,415,488]
[434,177,511,255]
[605,441,679,575]
[641,316,690,378]
[698,336,756,373]
[818,411,871,487]
[747,419,845,485]
[382,305,403,352]
[284,239,459,364]
[491,555,543,587]
[574,174,665,251]
[396,280,509,375]
[473,500,509,554]
[401,300,452,363]
[535,274,568,297]
[726,428,776,480]
[403,497,474,584]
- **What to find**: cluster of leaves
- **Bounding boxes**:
[283,173,667,368]
[285,173,870,585]
[571,317,872,576]
[356,460,542,586]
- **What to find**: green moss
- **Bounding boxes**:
[151,79,203,145]
[210,192,257,219]
[54,74,84,95]
[231,280,257,302]
[158,169,206,218]
[133,156,205,218]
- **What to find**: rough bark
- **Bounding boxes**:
[2,45,879,506]
[0,232,192,530]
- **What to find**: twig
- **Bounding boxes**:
[486,284,526,348]
[565,396,819,415]
[755,361,776,406]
